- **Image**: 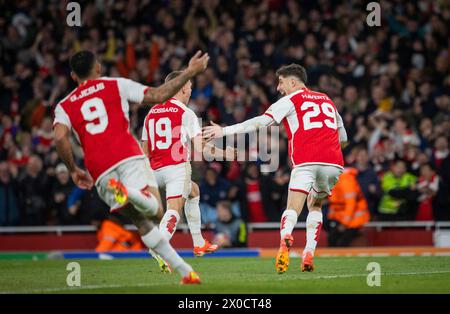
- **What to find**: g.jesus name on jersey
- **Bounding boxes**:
[142,98,201,170]
[53,77,149,182]
[264,87,344,169]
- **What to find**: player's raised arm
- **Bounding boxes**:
[202,115,275,142]
[142,51,209,104]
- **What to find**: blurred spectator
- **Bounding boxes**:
[434,153,450,221]
[231,162,282,222]
[327,168,370,247]
[354,147,382,216]
[432,136,449,170]
[378,160,417,220]
[213,200,247,248]
[415,163,439,221]
[18,155,49,225]
[390,117,420,157]
[267,168,290,217]
[199,167,231,224]
[33,117,54,155]
[49,163,75,225]
[0,161,20,226]
[66,188,109,225]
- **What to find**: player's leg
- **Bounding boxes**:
[276,189,308,274]
[156,194,189,273]
[158,163,189,240]
[186,182,219,256]
[160,196,184,240]
[301,165,343,272]
[119,204,200,284]
[276,166,312,274]
[147,185,164,221]
[143,170,172,273]
[113,159,171,273]
[96,167,172,276]
[301,193,324,272]
[107,159,159,216]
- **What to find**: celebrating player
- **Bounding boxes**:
[53,50,209,284]
[203,64,348,273]
[141,71,236,263]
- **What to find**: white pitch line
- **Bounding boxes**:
[2,270,450,294]
[290,270,450,281]
[0,282,165,294]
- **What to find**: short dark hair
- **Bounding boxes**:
[421,162,435,171]
[275,64,307,84]
[70,50,96,79]
[165,71,183,83]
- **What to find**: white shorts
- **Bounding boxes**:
[96,157,158,212]
[153,162,192,200]
[289,164,343,199]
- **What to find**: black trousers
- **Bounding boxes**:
[327,221,360,247]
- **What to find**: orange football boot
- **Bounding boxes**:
[180,271,201,284]
[275,234,294,274]
[107,178,128,205]
[193,240,219,257]
[301,251,314,272]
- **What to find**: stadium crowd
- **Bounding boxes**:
[1,0,449,230]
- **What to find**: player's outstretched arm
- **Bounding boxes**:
[142,51,209,104]
[54,124,93,190]
[202,114,275,142]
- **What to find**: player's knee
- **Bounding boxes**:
[286,199,302,213]
[121,206,154,235]
[189,182,200,198]
[138,219,154,235]
[287,190,308,213]
[167,198,184,212]
[137,190,159,217]
[308,196,323,211]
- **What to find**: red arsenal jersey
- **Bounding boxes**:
[53,77,149,182]
[264,88,344,168]
[142,98,201,170]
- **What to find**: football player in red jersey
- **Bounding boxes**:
[203,64,348,273]
[142,71,236,261]
[53,50,209,284]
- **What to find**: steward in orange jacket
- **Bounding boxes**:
[327,167,370,246]
[96,218,144,252]
[328,167,370,228]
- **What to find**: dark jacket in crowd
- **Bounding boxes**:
[18,171,49,225]
[0,179,20,226]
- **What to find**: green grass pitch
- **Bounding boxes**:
[1,256,450,293]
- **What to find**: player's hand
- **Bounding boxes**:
[224,146,238,161]
[202,121,223,142]
[187,50,209,75]
[71,167,94,190]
